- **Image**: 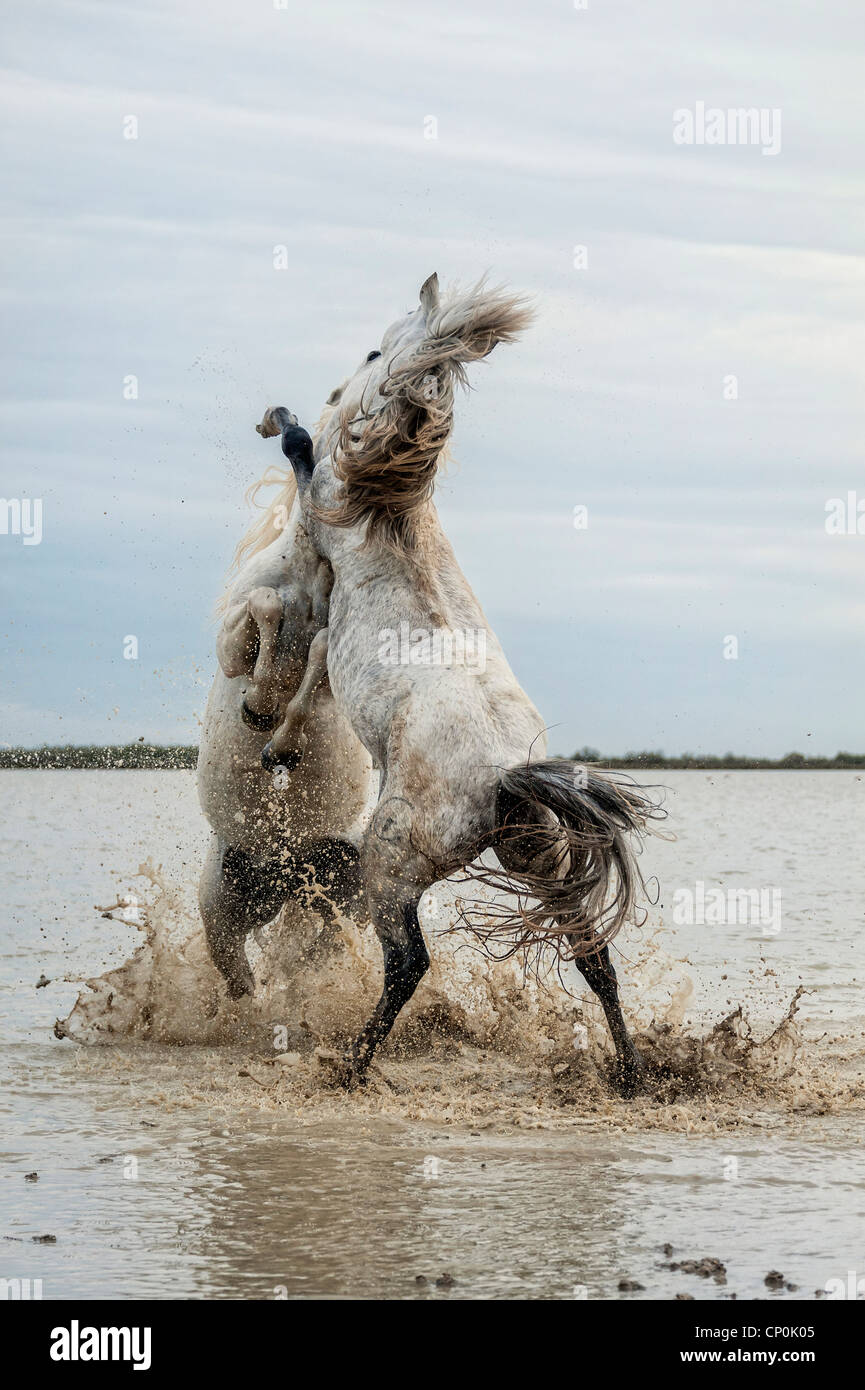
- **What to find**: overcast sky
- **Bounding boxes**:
[1,0,863,755]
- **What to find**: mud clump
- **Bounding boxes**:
[667,1257,726,1284]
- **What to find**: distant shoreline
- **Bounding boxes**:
[1,745,862,771]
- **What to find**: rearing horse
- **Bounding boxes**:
[257,274,662,1094]
[197,405,374,998]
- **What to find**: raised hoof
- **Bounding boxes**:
[261,741,303,774]
[241,700,279,733]
[256,406,298,439]
[315,1048,366,1091]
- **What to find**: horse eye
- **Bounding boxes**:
[366,350,381,362]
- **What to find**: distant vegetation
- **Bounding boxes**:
[0,744,198,769]
[571,748,865,770]
[1,744,863,770]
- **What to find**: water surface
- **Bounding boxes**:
[1,771,863,1300]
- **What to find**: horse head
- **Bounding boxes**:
[313,274,534,551]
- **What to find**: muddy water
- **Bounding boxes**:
[1,771,863,1300]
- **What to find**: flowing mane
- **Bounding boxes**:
[217,276,533,611]
[215,396,344,612]
[320,279,533,552]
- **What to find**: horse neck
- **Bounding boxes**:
[333,502,483,632]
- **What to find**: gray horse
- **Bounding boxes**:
[256,275,662,1094]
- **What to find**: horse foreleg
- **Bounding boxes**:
[217,598,259,679]
[217,584,283,719]
[261,626,329,771]
[239,587,286,731]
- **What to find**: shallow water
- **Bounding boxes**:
[1,771,863,1300]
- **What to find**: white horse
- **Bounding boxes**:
[196,401,374,998]
[256,274,662,1094]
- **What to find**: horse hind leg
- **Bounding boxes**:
[290,835,365,930]
[569,943,643,1097]
[199,839,293,999]
[321,888,430,1088]
[494,801,644,1097]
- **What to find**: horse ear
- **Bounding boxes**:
[428,281,534,361]
[419,272,440,316]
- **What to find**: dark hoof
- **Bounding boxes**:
[261,742,303,774]
[241,700,279,732]
[256,406,297,439]
[315,1048,366,1091]
[225,972,255,1001]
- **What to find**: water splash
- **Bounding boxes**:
[55,864,864,1135]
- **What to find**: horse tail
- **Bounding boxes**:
[456,759,664,960]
